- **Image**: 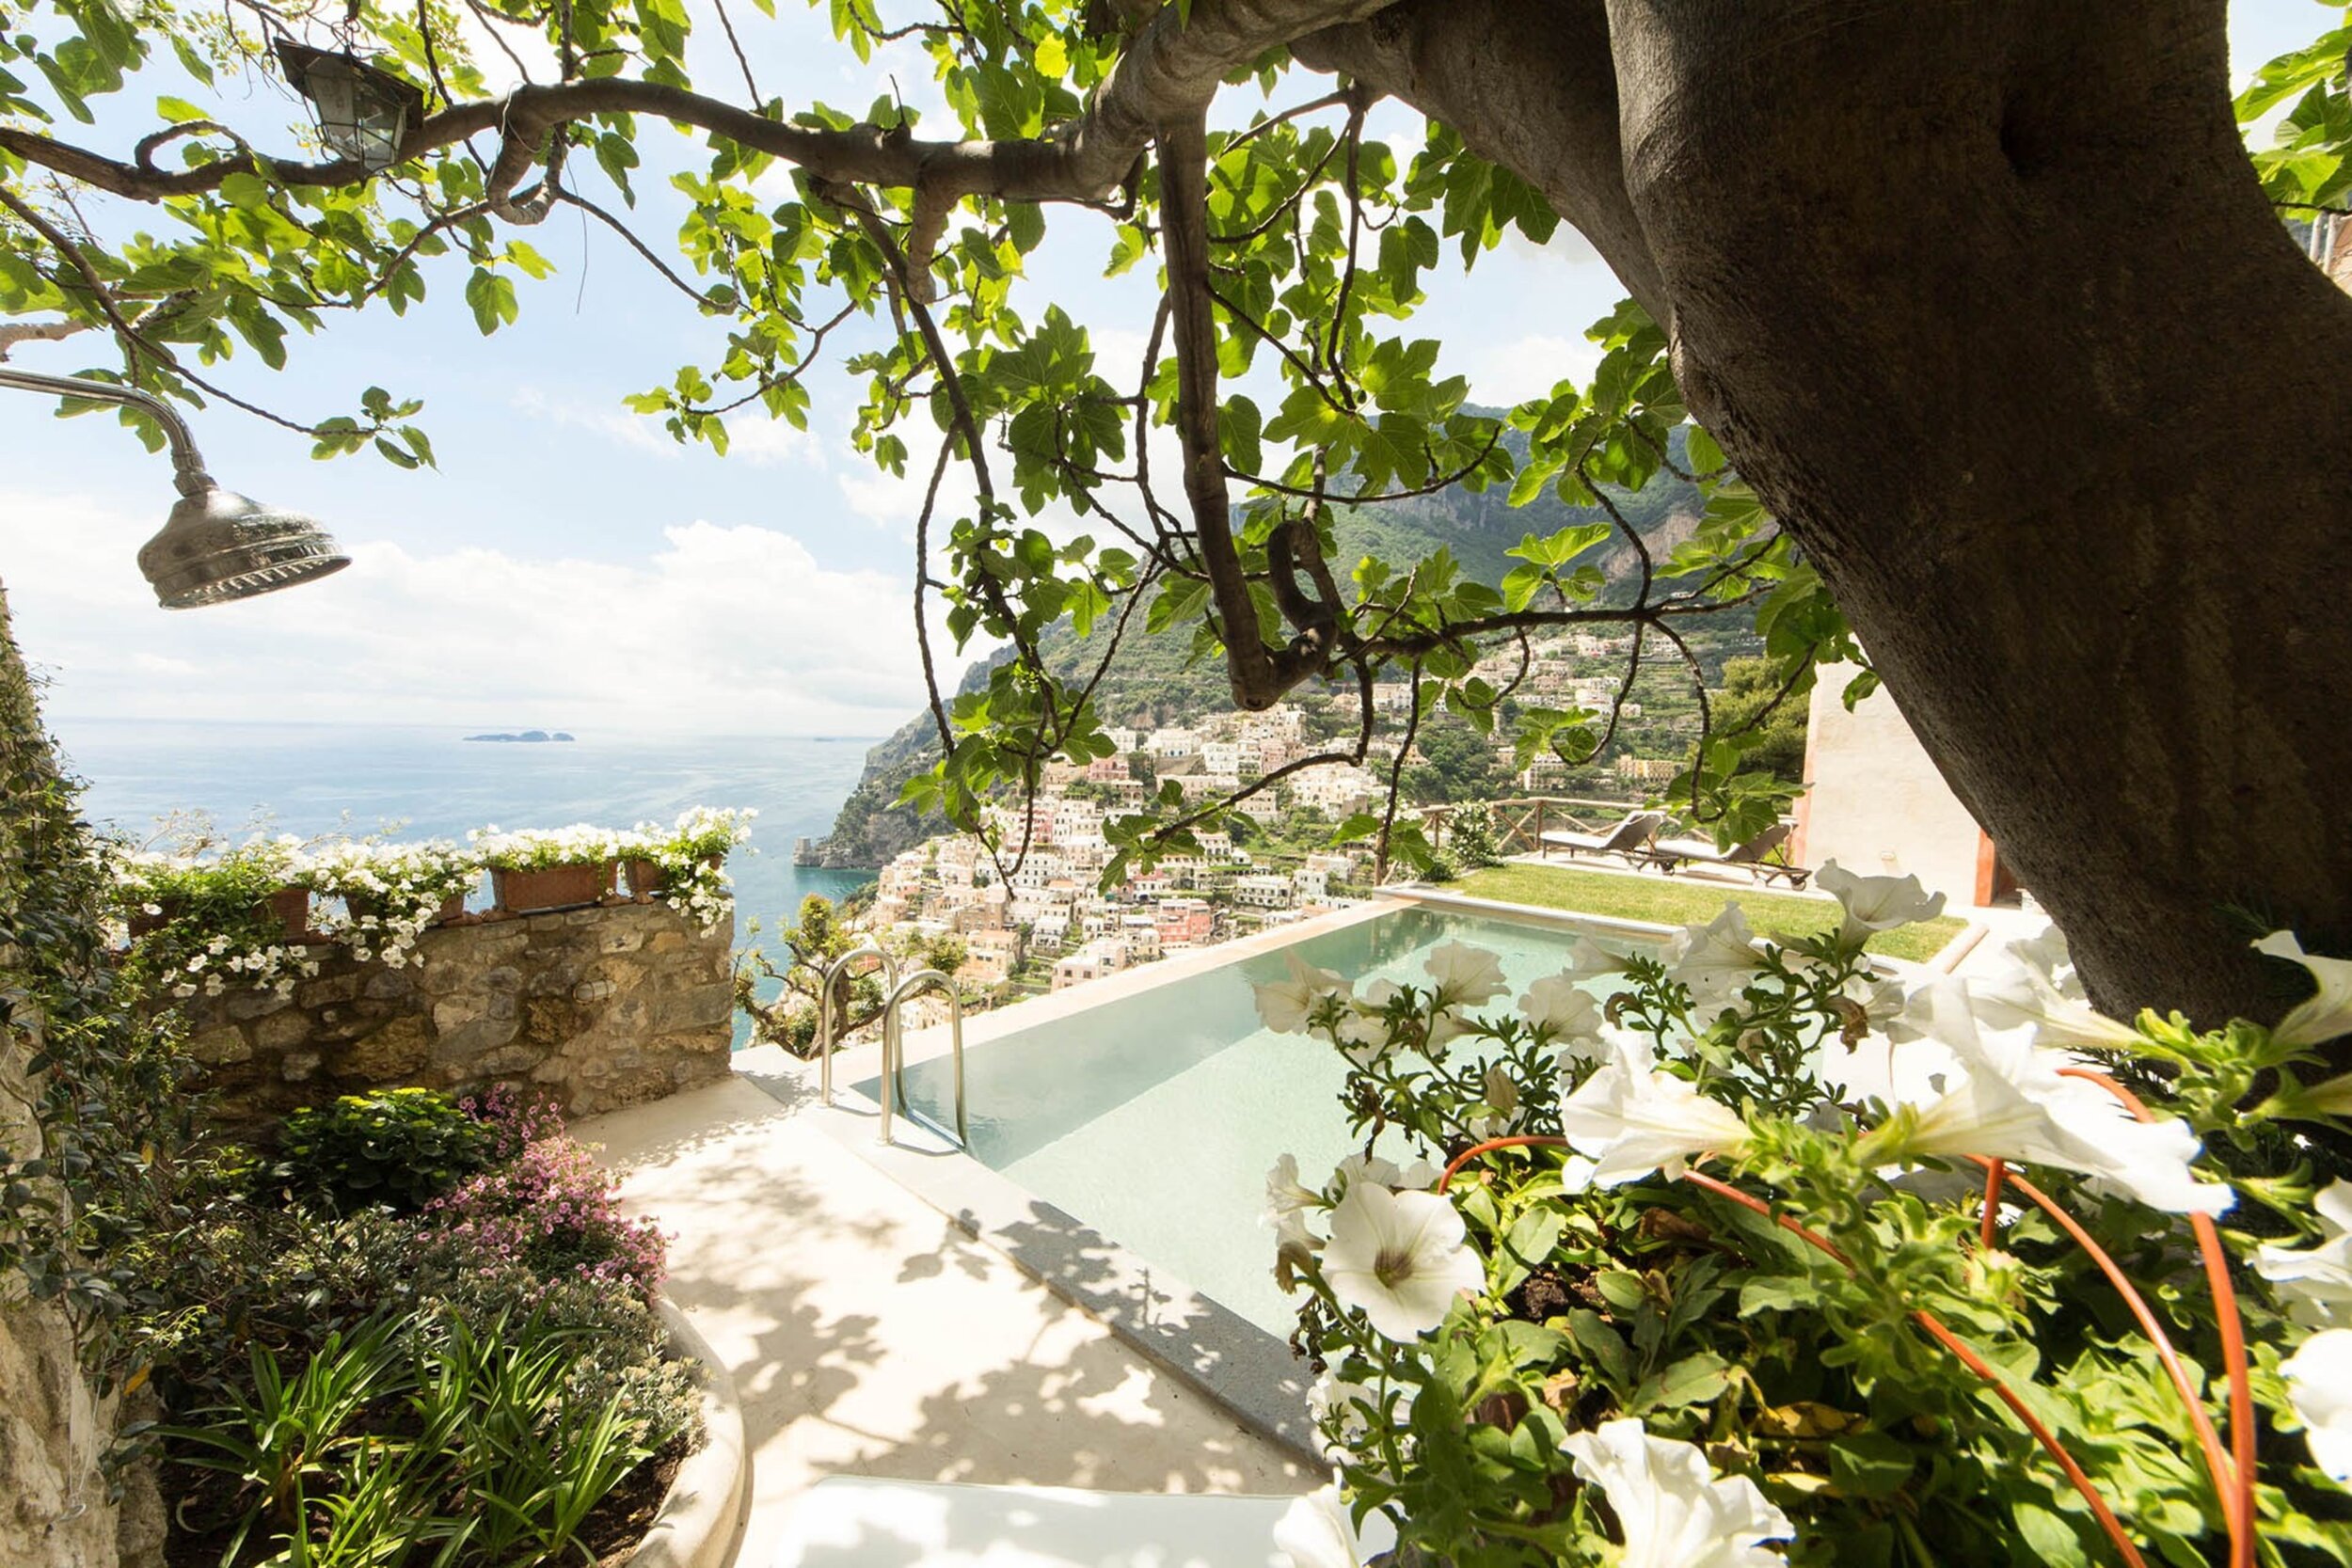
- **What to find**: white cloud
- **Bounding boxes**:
[723,413,825,467]
[1463,334,1605,406]
[0,490,978,735]
[837,445,979,535]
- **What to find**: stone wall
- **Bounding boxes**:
[181,899,737,1126]
[0,581,149,1567]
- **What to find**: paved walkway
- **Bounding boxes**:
[573,1051,1308,1566]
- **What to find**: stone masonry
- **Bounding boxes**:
[179,899,736,1126]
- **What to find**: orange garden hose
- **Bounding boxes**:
[1436,1134,2153,1567]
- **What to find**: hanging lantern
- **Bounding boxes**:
[273,39,423,173]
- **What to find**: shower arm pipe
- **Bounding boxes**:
[0,365,212,495]
[816,942,899,1109]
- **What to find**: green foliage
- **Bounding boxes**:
[2237,8,2352,214]
[736,891,970,1053]
[164,1305,686,1568]
[0,0,1849,878]
[1444,805,1502,871]
[273,1089,493,1213]
[1272,914,2352,1565]
[0,588,198,1387]
[1405,711,1514,807]
[1709,656,1810,786]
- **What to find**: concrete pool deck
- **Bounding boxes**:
[574,1059,1311,1568]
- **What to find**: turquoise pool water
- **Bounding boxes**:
[871,905,1648,1338]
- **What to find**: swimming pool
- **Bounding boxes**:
[861,901,1659,1341]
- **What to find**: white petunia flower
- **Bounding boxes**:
[2283,1329,2352,1488]
[1817,860,1947,942]
[1559,1046,1751,1186]
[1424,942,1508,1008]
[1563,935,1638,980]
[1520,974,1605,1053]
[2255,1181,2352,1330]
[1330,1151,1438,1195]
[1885,983,2233,1216]
[1333,1009,1392,1069]
[1482,1065,1522,1118]
[1961,927,2141,1052]
[1307,1371,1407,1455]
[1668,906,1767,1007]
[1321,1181,1486,1341]
[2305,1071,2352,1117]
[1272,1482,1395,1568]
[2256,930,2352,1049]
[1264,1153,1320,1227]
[1254,950,1349,1035]
[1561,1418,1794,1568]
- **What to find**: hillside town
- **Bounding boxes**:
[866,699,1379,997]
[846,629,1665,1001]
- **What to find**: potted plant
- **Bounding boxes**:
[302,838,483,965]
[107,834,323,1001]
[1254,877,2352,1567]
[624,807,755,928]
[472,825,622,914]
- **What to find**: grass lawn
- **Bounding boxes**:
[1450,862,1969,963]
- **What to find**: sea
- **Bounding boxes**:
[44,718,881,1046]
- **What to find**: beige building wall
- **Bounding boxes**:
[1796,663,1992,910]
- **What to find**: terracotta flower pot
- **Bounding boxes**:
[493,861,613,914]
[260,886,311,941]
[628,854,723,898]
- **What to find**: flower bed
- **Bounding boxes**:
[107,813,751,983]
[140,1085,703,1568]
[1258,862,2352,1565]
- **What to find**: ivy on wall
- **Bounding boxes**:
[0,583,189,1391]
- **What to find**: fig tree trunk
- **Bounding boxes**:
[1312,0,2352,1047]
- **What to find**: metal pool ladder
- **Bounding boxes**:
[817,943,898,1110]
[812,944,967,1150]
[880,970,966,1149]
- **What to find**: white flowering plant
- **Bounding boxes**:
[1259,865,2352,1566]
[109,834,321,1003]
[620,806,754,932]
[298,838,481,969]
[469,822,632,872]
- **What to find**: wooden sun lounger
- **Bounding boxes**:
[1641,821,1810,888]
[1537,810,1665,863]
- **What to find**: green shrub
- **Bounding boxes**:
[1446,804,1502,869]
[163,1303,691,1568]
[274,1089,491,1212]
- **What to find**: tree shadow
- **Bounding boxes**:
[601,1092,1311,1545]
[575,1075,799,1172]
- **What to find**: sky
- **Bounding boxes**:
[0,2,2330,736]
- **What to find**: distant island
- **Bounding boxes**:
[462,730,576,743]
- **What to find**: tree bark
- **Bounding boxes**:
[1311,0,2352,1044]
[1606,0,2352,1038]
